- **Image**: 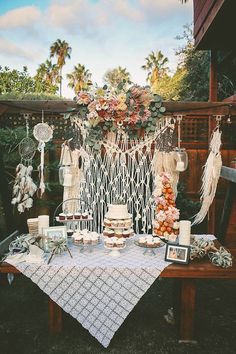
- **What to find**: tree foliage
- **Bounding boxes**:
[67,63,92,94]
[103,66,131,89]
[50,39,72,96]
[0,65,60,97]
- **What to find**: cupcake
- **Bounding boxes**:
[138,236,146,246]
[83,235,91,244]
[66,213,73,220]
[118,220,125,227]
[117,238,125,248]
[124,219,132,228]
[122,230,130,238]
[73,234,83,244]
[106,238,113,248]
[67,229,74,237]
[107,230,115,237]
[104,218,112,227]
[147,239,155,248]
[82,211,88,220]
[103,229,113,237]
[59,213,66,220]
[112,220,118,228]
[74,212,82,220]
[111,237,118,246]
[115,230,123,238]
[91,234,99,245]
[153,237,161,246]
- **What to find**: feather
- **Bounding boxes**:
[192,129,222,225]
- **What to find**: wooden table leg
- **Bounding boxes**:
[179,278,197,344]
[48,298,62,334]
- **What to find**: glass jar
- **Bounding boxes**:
[174,148,188,172]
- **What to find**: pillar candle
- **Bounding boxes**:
[178,220,191,245]
[38,215,49,235]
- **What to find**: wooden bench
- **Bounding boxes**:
[0,233,235,342]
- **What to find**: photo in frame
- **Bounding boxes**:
[43,226,67,241]
[165,243,190,264]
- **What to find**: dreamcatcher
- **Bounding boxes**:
[33,111,53,198]
[192,116,223,225]
[11,114,37,213]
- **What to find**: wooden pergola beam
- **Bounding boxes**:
[0,100,236,116]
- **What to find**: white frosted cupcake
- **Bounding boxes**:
[117,238,125,248]
[138,236,146,246]
[122,230,130,238]
[59,213,66,220]
[66,213,73,220]
[147,239,155,248]
[73,234,83,244]
[114,229,123,238]
[153,237,161,246]
[124,219,132,228]
[169,233,177,242]
[91,234,99,244]
[83,235,91,244]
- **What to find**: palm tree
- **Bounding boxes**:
[50,39,72,96]
[36,60,59,85]
[35,60,60,93]
[142,50,169,88]
[103,66,131,89]
[67,64,92,94]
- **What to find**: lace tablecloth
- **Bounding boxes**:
[7,235,215,347]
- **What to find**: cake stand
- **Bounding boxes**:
[104,244,126,257]
[134,240,165,256]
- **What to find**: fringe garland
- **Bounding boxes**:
[192,128,222,225]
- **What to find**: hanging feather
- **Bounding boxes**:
[192,128,222,225]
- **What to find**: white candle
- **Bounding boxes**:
[178,220,191,245]
[38,215,49,235]
[176,161,185,172]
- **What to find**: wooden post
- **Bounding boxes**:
[179,279,197,343]
[207,50,218,234]
[48,298,62,333]
[209,50,218,102]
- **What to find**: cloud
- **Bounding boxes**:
[0,37,38,61]
[0,6,42,29]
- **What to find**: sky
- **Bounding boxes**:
[0,0,193,98]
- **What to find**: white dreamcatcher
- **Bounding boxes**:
[12,114,37,213]
[33,111,53,197]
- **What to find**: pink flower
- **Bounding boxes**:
[77,92,91,105]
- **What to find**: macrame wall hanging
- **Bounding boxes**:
[192,115,223,225]
[66,115,179,233]
[61,86,189,233]
[12,114,37,213]
[33,111,53,198]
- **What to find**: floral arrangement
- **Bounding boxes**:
[74,83,166,147]
[153,173,180,241]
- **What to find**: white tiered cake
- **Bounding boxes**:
[105,204,132,220]
[103,204,134,243]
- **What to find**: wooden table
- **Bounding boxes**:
[0,235,235,343]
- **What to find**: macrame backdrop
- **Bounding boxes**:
[61,116,179,233]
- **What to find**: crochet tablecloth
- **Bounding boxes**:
[7,235,215,347]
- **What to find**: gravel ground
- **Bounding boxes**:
[0,276,236,354]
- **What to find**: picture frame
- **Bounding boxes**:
[165,243,190,264]
[43,226,67,241]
